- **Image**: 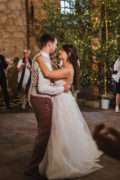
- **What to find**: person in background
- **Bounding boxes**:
[0,53,12,109]
[17,49,32,109]
[112,57,120,112]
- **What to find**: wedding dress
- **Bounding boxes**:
[39,79,103,179]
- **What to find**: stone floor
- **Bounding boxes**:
[0,105,120,180]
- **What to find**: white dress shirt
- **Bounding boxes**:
[29,51,64,99]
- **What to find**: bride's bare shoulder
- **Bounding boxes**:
[60,67,72,76]
[68,64,74,72]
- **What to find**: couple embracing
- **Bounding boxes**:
[25,33,103,180]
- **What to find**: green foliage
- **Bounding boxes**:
[34,0,120,92]
[101,92,114,100]
[96,0,120,93]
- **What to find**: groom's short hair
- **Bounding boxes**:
[40,33,57,48]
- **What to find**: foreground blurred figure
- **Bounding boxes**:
[93,123,120,160]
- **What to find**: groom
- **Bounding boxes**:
[25,33,70,179]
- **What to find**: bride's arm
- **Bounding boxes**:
[37,55,70,80]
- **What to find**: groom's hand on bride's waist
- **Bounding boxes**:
[64,84,70,93]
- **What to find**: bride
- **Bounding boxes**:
[36,44,103,179]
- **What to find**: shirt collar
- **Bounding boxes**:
[40,51,50,59]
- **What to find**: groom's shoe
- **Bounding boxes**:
[24,167,46,179]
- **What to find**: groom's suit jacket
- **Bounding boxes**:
[29,51,64,98]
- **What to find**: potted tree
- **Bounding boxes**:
[101,92,114,109]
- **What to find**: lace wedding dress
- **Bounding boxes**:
[39,79,103,179]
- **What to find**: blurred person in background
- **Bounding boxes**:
[0,52,12,109]
[112,57,120,112]
[17,49,32,109]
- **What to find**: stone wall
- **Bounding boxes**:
[0,0,60,96]
[0,0,27,59]
[0,0,27,96]
[28,0,60,57]
[0,0,60,59]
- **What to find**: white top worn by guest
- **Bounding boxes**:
[29,51,64,99]
[112,58,120,83]
[17,59,31,85]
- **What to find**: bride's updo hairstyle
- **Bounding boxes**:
[62,44,80,90]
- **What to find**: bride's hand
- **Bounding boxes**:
[64,83,71,93]
[51,59,58,70]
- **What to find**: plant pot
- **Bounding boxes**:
[101,99,110,109]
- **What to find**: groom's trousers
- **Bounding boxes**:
[27,95,52,170]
